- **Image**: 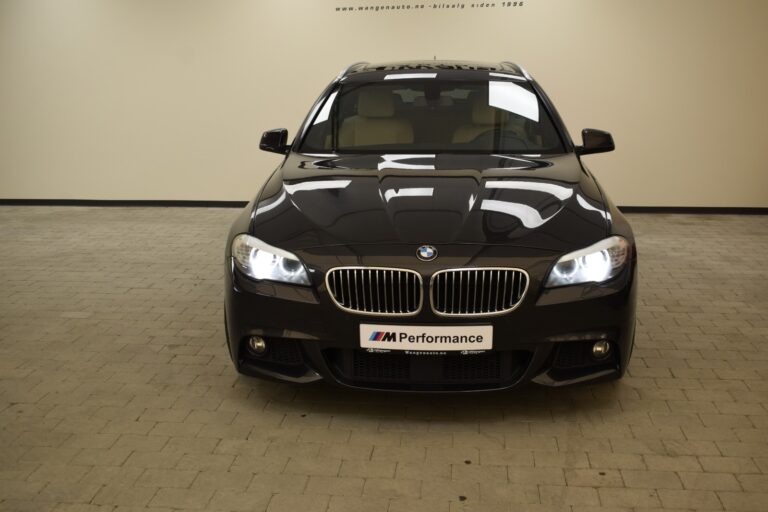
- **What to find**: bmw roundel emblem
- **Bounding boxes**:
[416,245,437,261]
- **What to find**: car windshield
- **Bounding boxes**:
[299,77,566,154]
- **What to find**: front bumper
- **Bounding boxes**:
[223,252,637,392]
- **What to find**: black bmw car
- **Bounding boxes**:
[224,60,637,391]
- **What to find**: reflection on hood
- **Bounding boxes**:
[250,153,608,251]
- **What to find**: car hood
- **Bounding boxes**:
[249,153,609,253]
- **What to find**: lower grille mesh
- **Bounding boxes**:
[353,351,409,380]
[444,353,501,380]
[325,349,529,391]
[269,340,303,365]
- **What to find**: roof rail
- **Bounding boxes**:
[501,61,532,80]
[337,61,369,80]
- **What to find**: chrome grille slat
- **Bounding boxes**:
[403,273,408,313]
[480,271,486,312]
[430,268,528,316]
[327,267,422,316]
[450,272,456,314]
[397,272,402,313]
[502,271,508,310]
[464,271,471,314]
[353,270,359,309]
[346,269,352,308]
[367,269,373,311]
[384,271,388,312]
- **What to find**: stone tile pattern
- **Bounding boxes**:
[0,207,767,512]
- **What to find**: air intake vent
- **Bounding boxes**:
[326,267,422,315]
[324,349,531,391]
[430,268,528,316]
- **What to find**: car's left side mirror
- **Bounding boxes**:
[577,129,615,156]
[260,128,290,154]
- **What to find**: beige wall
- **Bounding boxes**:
[1,0,767,206]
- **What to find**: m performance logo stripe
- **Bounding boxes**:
[369,331,397,342]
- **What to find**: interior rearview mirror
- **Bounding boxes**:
[577,129,615,156]
[260,128,290,154]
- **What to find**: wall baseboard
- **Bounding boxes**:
[1,199,766,214]
[0,199,249,208]
[619,206,768,214]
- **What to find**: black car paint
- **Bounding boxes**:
[246,153,608,252]
[224,61,637,391]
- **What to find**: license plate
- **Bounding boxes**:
[360,324,493,351]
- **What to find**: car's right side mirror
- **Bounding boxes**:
[577,128,615,156]
[260,128,290,154]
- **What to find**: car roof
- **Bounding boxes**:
[339,60,530,82]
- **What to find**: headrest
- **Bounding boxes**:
[414,96,455,107]
[357,89,394,118]
[469,93,509,125]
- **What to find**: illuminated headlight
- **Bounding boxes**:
[544,236,630,288]
[231,234,310,285]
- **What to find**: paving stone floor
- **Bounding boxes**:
[0,206,767,512]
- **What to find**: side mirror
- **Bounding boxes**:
[260,128,290,154]
[577,129,615,156]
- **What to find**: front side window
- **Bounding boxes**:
[300,77,565,154]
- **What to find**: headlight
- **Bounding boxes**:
[231,234,310,285]
[544,236,630,288]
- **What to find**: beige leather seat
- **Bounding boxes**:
[339,89,413,147]
[452,96,525,144]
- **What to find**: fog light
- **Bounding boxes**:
[248,336,267,355]
[592,340,611,359]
